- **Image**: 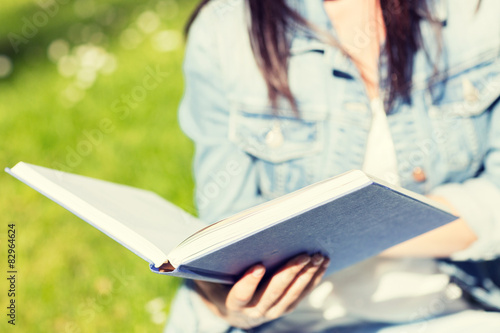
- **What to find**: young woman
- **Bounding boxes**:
[165,0,500,331]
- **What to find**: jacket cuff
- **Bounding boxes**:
[430,177,500,261]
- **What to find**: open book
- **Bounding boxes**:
[6,162,457,284]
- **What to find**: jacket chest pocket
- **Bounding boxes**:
[229,101,328,198]
[426,58,500,174]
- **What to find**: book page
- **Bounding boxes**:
[8,163,206,267]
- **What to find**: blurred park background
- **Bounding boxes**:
[0,0,200,332]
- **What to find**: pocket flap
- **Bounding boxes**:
[429,59,500,118]
[290,36,326,56]
[229,101,327,163]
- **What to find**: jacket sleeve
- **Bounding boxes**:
[178,5,265,225]
[431,97,500,261]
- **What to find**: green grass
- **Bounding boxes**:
[0,1,199,331]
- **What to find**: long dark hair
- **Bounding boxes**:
[185,0,443,113]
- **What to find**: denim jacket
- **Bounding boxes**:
[179,0,500,262]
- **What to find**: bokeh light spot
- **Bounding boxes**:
[74,0,96,19]
[137,11,160,34]
[62,84,85,104]
[120,28,143,49]
[156,0,179,20]
[152,30,182,53]
[100,54,117,75]
[48,39,70,63]
[0,55,13,78]
[58,55,79,77]
[145,297,167,325]
[152,312,167,324]
[76,68,97,89]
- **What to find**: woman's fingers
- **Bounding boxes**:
[265,254,327,318]
[195,254,330,328]
[252,254,313,313]
[283,258,330,314]
[226,264,266,310]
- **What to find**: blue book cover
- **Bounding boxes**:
[157,182,457,283]
[6,162,457,284]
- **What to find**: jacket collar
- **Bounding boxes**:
[288,0,448,30]
[286,0,448,55]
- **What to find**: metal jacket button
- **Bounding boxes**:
[412,167,427,183]
[462,78,479,102]
[265,124,284,148]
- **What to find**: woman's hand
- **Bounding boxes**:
[194,253,329,329]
